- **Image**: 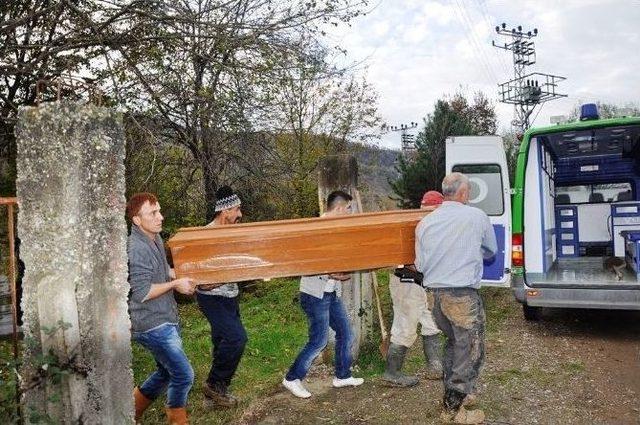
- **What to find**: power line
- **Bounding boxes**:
[448,0,497,84]
[492,23,567,136]
[474,0,511,76]
[455,0,502,82]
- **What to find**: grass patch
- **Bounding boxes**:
[492,367,527,385]
[355,339,386,377]
[0,338,18,423]
[356,270,392,377]
[481,287,516,335]
[562,360,585,375]
[486,366,556,390]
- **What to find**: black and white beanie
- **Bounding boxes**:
[214,185,241,212]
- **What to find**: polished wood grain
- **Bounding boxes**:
[168,209,429,284]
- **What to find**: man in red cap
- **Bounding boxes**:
[382,190,444,387]
[421,190,444,210]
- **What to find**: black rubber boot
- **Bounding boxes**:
[423,334,444,380]
[381,343,419,387]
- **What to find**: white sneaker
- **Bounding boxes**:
[282,378,311,398]
[332,376,364,388]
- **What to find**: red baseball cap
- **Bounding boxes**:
[421,190,444,207]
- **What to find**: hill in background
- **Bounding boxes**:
[352,142,401,211]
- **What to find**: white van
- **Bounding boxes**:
[446,105,640,319]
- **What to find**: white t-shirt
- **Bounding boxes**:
[324,278,338,293]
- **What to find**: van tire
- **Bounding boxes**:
[523,305,541,321]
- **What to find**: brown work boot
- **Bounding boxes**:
[462,393,478,408]
[202,381,239,409]
[133,387,153,422]
[165,407,189,425]
[440,406,485,424]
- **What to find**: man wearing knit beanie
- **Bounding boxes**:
[383,190,444,387]
[197,185,247,409]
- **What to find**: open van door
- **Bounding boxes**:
[446,136,512,286]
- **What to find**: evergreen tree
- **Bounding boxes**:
[391,92,496,208]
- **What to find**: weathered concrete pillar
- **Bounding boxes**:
[15,102,133,424]
[318,155,374,358]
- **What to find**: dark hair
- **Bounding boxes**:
[126,192,158,220]
[215,185,234,200]
[326,190,352,211]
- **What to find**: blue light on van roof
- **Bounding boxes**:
[580,103,599,121]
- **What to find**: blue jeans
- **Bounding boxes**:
[286,291,353,381]
[133,323,194,408]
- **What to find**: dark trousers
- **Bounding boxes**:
[431,287,485,410]
[196,293,248,387]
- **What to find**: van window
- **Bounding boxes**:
[556,183,633,204]
[451,164,504,215]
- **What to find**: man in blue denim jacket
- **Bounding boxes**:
[282,190,364,398]
[127,193,196,424]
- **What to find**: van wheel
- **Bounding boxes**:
[523,305,541,321]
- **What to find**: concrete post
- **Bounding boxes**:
[318,155,374,359]
[15,102,133,424]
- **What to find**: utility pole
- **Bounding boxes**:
[493,23,566,135]
[390,122,418,159]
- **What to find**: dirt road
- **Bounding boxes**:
[238,289,640,425]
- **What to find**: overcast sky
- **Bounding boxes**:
[327,0,640,149]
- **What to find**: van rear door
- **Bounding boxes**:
[445,136,512,286]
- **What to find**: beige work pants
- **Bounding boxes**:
[389,274,441,347]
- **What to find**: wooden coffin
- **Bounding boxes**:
[168,209,429,284]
